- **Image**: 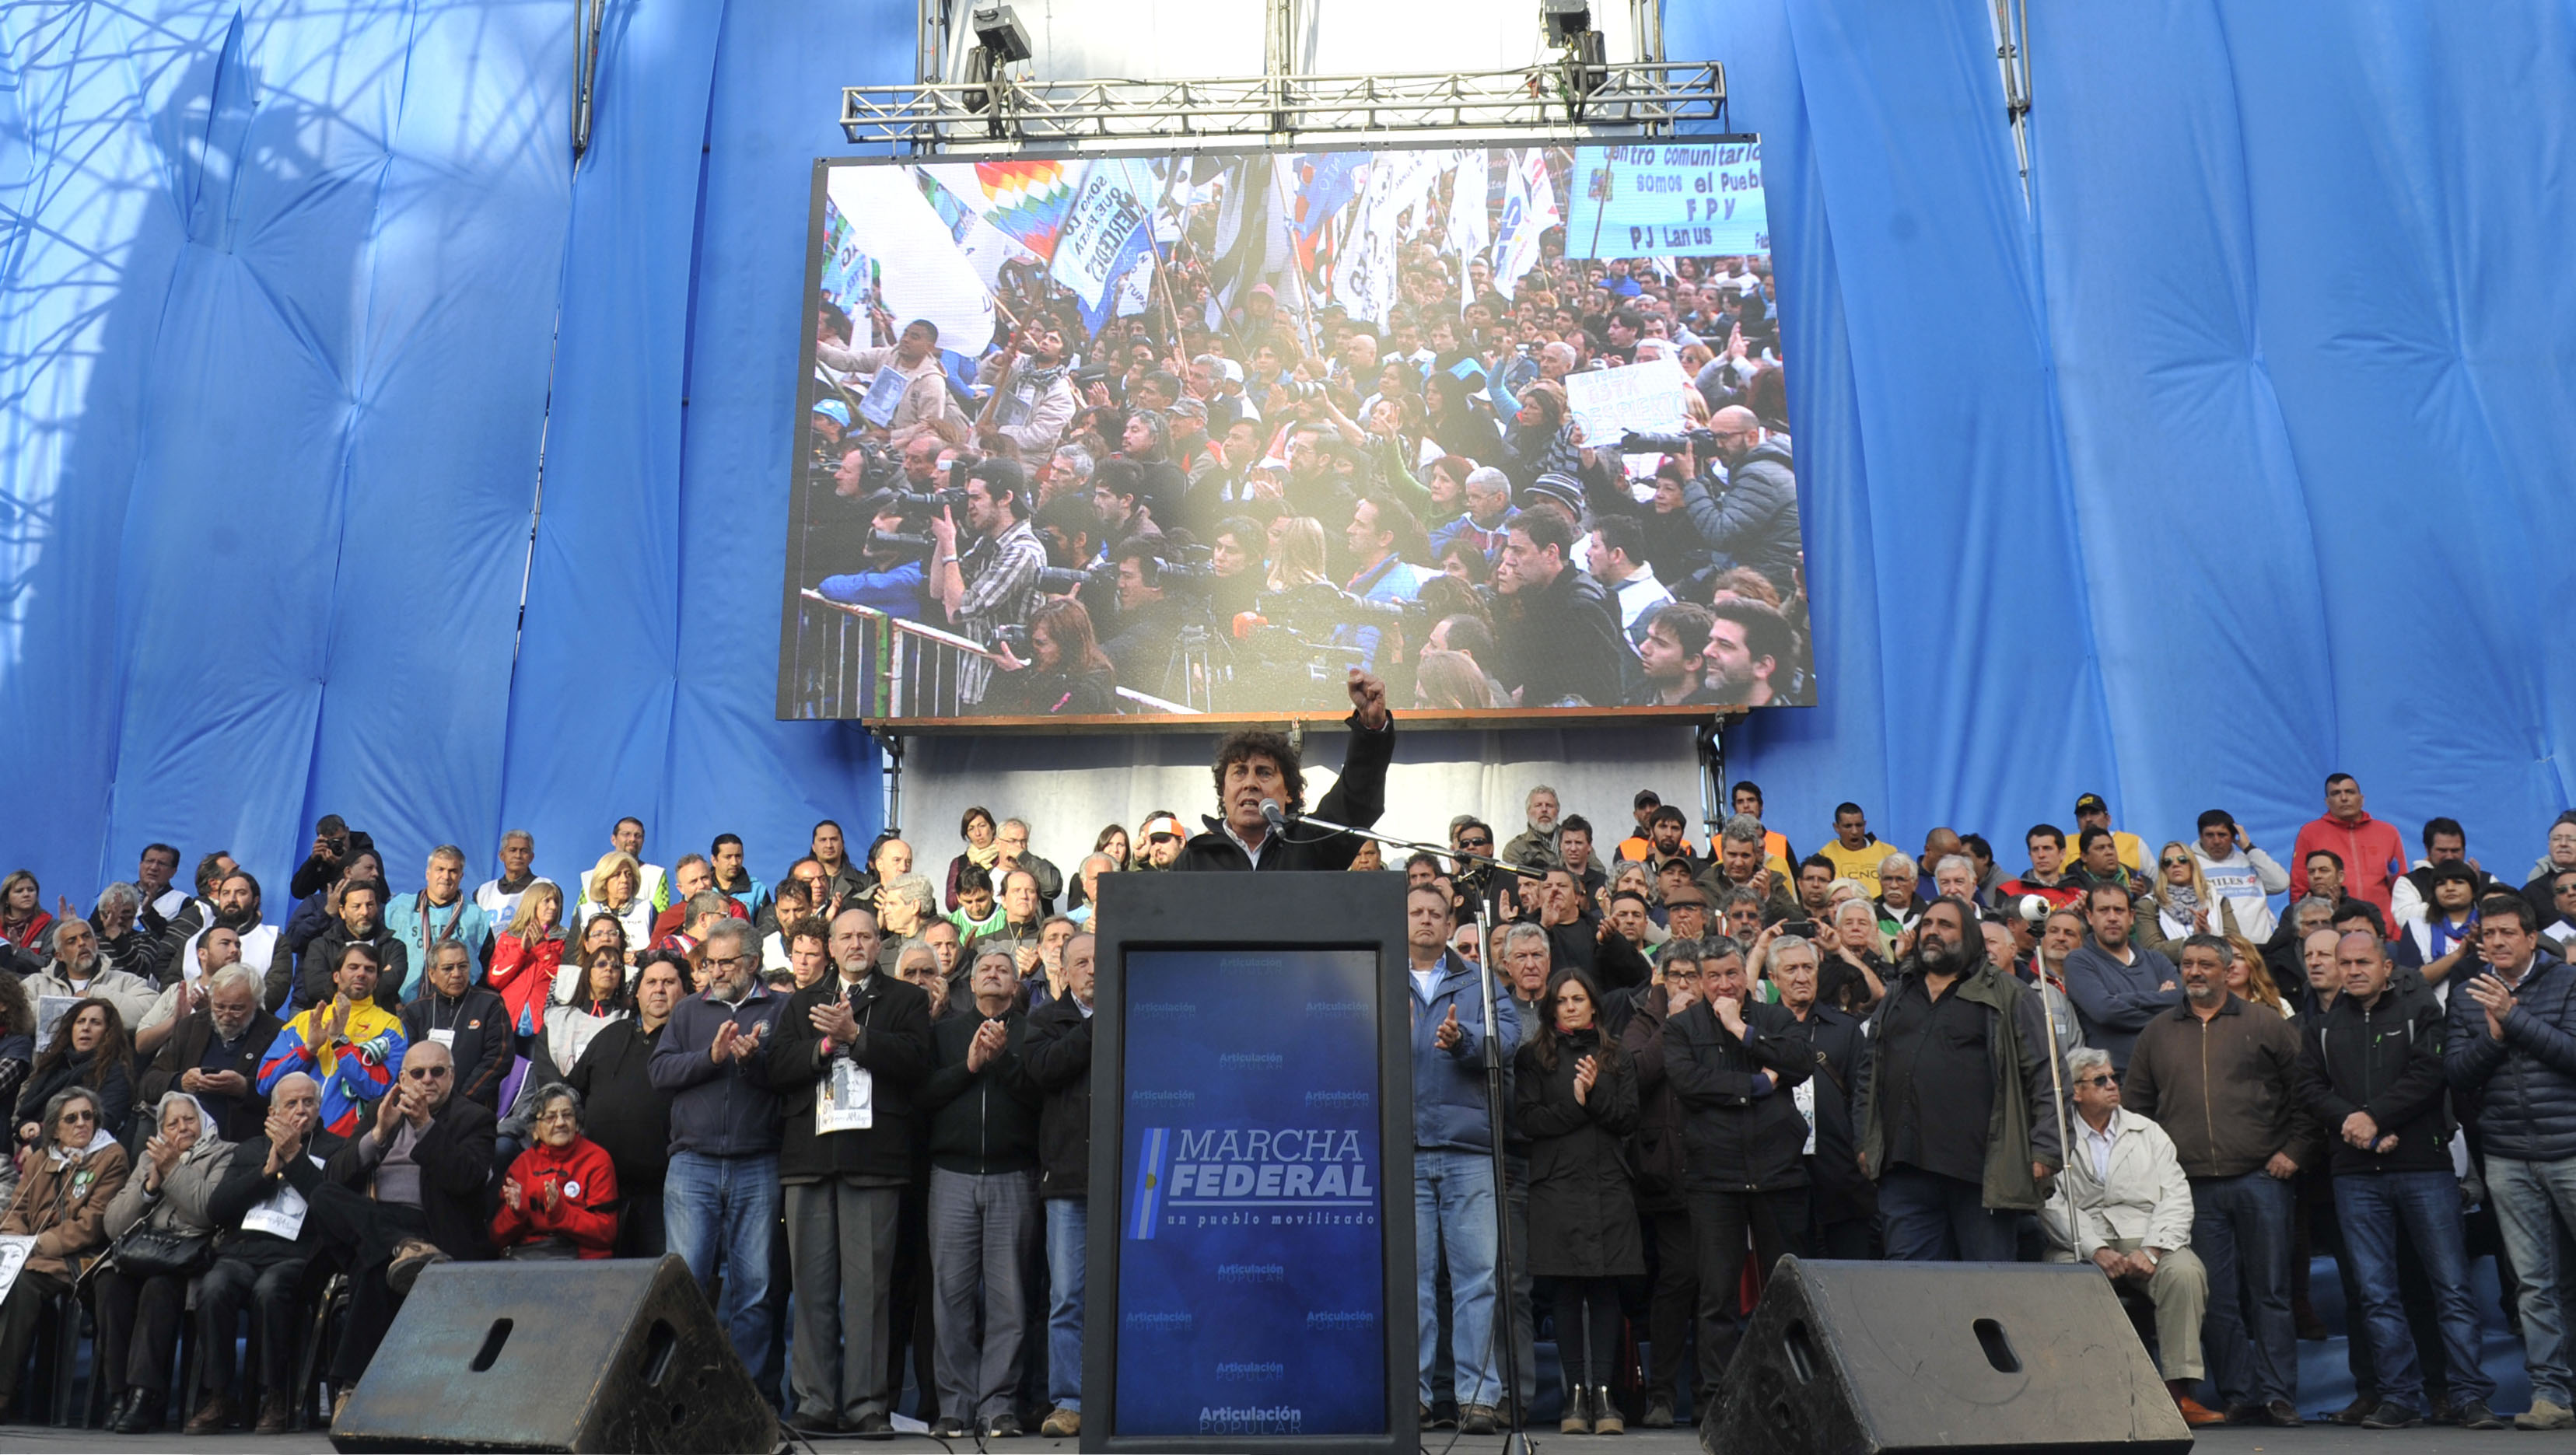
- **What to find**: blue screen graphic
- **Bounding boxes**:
[1116,949,1388,1438]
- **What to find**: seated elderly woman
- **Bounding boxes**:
[94,1090,233,1434]
[0,1086,132,1415]
[492,1083,619,1260]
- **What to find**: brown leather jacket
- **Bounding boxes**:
[0,1137,132,1280]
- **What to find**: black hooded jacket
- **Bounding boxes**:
[1174,713,1395,873]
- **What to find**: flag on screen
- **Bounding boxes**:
[972,159,1076,260]
[1293,152,1365,241]
[1448,149,1491,304]
[1129,1126,1170,1240]
[1493,148,1559,299]
[1052,159,1159,334]
[825,165,996,355]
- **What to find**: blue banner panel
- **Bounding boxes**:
[1115,949,1388,1439]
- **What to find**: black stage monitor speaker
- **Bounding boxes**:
[329,1254,779,1453]
[1703,1257,2193,1455]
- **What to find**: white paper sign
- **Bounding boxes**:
[1564,359,1691,477]
[1791,1077,1818,1156]
[34,996,78,1049]
[0,1235,33,1306]
[240,1154,327,1241]
[816,1059,875,1134]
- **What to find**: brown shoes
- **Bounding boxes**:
[254,1388,296,1435]
[183,1394,236,1436]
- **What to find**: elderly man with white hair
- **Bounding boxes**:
[194,1071,331,1435]
[26,911,159,1027]
[2039,1044,2217,1426]
[138,961,282,1142]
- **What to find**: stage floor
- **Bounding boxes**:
[0,1424,2521,1453]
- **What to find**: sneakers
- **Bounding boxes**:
[930,1416,969,1438]
[1460,1404,1500,1435]
[184,1393,236,1436]
[2453,1397,2507,1430]
[1041,1406,1080,1438]
[1592,1386,1625,1436]
[386,1238,450,1296]
[1559,1384,1591,1435]
[985,1411,1024,1438]
[2516,1398,2576,1431]
[1640,1397,1675,1429]
[2360,1401,2425,1430]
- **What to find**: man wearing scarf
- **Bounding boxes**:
[977,322,1075,458]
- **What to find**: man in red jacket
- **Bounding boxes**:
[2291,775,2406,920]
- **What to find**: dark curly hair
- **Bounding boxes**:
[1211,730,1304,812]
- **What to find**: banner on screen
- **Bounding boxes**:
[1114,949,1388,1439]
[779,138,1812,727]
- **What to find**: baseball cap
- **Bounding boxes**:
[2073,793,2109,816]
[810,397,852,427]
[1633,789,1662,810]
[1141,813,1186,842]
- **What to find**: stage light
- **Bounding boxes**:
[1541,0,1592,47]
[971,3,1032,65]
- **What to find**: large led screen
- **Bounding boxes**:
[779,138,1813,726]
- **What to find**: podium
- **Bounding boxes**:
[1084,871,1416,1454]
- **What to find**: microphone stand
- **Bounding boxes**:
[1287,806,1545,1453]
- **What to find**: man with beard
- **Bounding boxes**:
[140,962,281,1141]
[1492,509,1627,708]
[1854,897,2063,1261]
[178,869,282,991]
[928,460,1046,707]
[1682,405,1801,596]
[27,914,159,1026]
[1500,785,1564,873]
[1111,407,1187,529]
[1703,597,1793,707]
[1630,603,1728,708]
[275,878,405,1013]
[976,320,1076,459]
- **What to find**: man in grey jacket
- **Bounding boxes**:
[2063,883,2182,1074]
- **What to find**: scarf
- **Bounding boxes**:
[997,362,1066,428]
[2431,911,2480,960]
[2164,881,2202,915]
[965,841,1004,871]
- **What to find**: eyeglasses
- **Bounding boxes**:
[404,1065,452,1081]
[59,1109,97,1123]
[534,1110,578,1124]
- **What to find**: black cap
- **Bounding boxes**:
[2074,793,2109,816]
[1633,789,1661,809]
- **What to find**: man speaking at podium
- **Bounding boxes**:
[1172,670,1395,873]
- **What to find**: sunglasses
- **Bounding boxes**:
[2079,1075,2117,1088]
[404,1065,452,1081]
[2160,859,2188,869]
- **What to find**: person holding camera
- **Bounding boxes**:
[982,600,1118,718]
[928,460,1045,706]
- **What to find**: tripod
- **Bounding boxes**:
[1291,806,1546,1454]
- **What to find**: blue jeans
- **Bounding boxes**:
[1045,1198,1086,1411]
[2335,1170,2496,1413]
[1416,1149,1503,1409]
[2487,1152,2576,1404]
[1876,1165,2015,1262]
[2192,1171,2296,1408]
[667,1151,782,1379]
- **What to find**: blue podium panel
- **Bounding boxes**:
[1087,871,1415,1455]
[1115,949,1388,1439]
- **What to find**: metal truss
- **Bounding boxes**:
[839,61,1726,153]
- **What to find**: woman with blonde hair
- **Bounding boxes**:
[491,879,568,1037]
[576,852,653,951]
[1265,516,1332,591]
[2226,933,2293,1019]
[2149,840,2245,941]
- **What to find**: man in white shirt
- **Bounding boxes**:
[601,817,670,912]
[2189,810,2288,941]
[474,830,541,923]
[1584,516,1671,651]
[2040,1046,2216,1425]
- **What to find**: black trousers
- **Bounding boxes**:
[198,1239,316,1396]
[93,1264,190,1397]
[888,1176,940,1421]
[1685,1188,1809,1394]
[1642,1207,1699,1405]
[1551,1276,1626,1390]
[617,1191,667,1259]
[0,1269,72,1408]
[295,1177,431,1386]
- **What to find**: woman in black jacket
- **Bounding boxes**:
[13,997,136,1146]
[1514,968,1642,1435]
[982,599,1120,718]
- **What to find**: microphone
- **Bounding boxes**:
[1260,799,1290,832]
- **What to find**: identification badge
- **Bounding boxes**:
[427,1028,455,1048]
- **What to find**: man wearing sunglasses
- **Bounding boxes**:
[2039,1046,2217,1427]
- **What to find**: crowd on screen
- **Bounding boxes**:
[7,696,2576,1438]
[796,215,1808,715]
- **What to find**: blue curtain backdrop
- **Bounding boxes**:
[2,0,2570,899]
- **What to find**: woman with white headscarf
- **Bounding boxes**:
[93,1091,233,1432]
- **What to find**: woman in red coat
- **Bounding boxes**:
[492,1082,618,1259]
[488,879,568,1037]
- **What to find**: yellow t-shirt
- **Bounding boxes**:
[1817,838,1896,895]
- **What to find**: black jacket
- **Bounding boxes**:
[566,1017,676,1195]
[16,1051,135,1145]
[1493,563,1629,708]
[2299,982,2452,1176]
[138,1006,284,1143]
[919,1005,1041,1175]
[1514,1029,1643,1278]
[1175,714,1395,873]
[401,986,512,1109]
[766,972,933,1183]
[1783,1003,1874,1223]
[1618,985,1688,1212]
[270,918,408,1016]
[1685,438,1801,596]
[2445,944,2576,1161]
[208,1129,348,1250]
[1661,998,1813,1193]
[324,1094,498,1260]
[1022,993,1094,1198]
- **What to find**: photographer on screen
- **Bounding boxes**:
[927,460,1045,706]
[813,488,931,617]
[981,600,1119,719]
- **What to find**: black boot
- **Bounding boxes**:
[115,1388,163,1435]
[1559,1381,1591,1435]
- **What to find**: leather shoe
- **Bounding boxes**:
[254,1390,296,1436]
[2453,1397,2508,1430]
[2262,1398,2304,1427]
[2221,1401,2266,1424]
[1640,1397,1675,1429]
[184,1394,236,1436]
[846,1411,894,1440]
[2172,1394,2225,1427]
[2329,1394,2377,1425]
[2361,1401,2424,1430]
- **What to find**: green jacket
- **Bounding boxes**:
[1855,954,2065,1211]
